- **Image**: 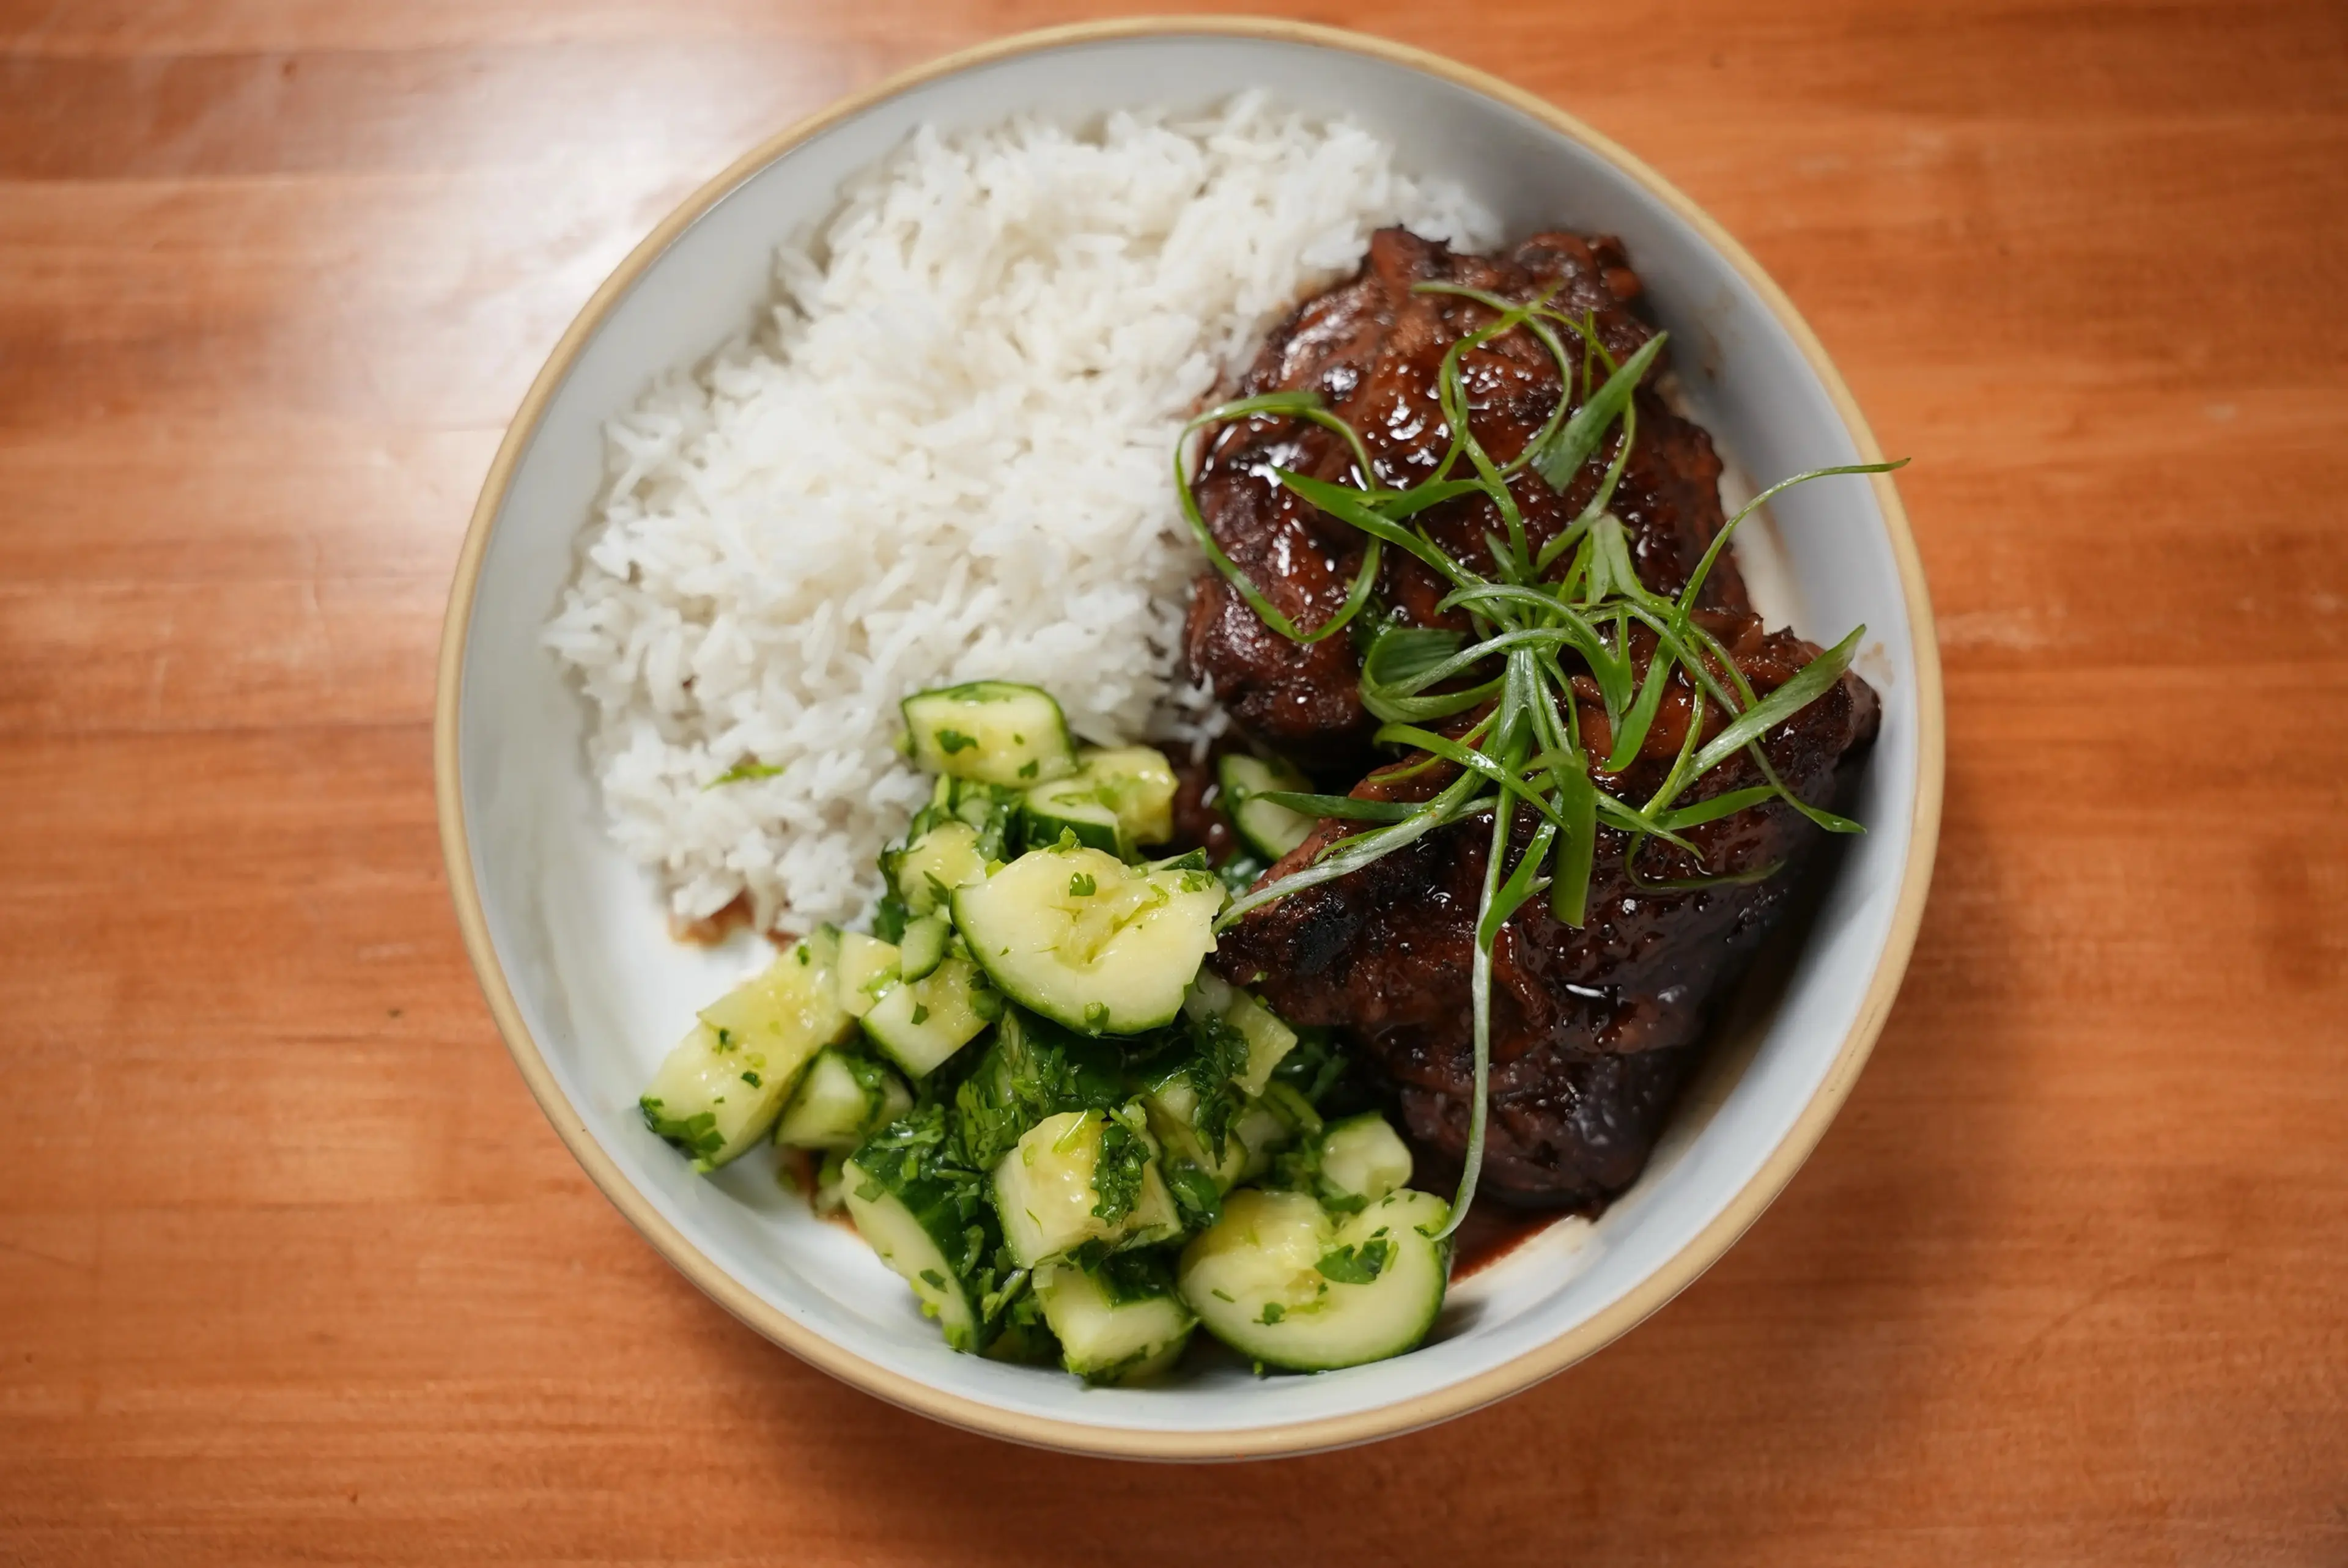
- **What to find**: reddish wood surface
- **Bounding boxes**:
[4,2,2344,1561]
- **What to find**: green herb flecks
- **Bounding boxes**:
[1315,1236,1395,1286]
[638,1096,725,1163]
[1175,281,1905,1237]
[1089,1110,1151,1226]
[703,759,785,790]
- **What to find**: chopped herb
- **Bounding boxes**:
[935,728,978,754]
[739,1070,761,1088]
[1257,1301,1287,1326]
[1088,1113,1150,1225]
[639,1096,726,1163]
[918,1268,947,1290]
[704,758,785,789]
[1068,872,1097,897]
[1018,758,1039,779]
[1164,1163,1222,1230]
[910,1002,930,1026]
[1315,1237,1395,1286]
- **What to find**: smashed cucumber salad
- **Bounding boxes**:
[637,681,1454,1383]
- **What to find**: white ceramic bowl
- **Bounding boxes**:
[436,18,1942,1459]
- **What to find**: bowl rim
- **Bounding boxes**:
[434,13,1944,1460]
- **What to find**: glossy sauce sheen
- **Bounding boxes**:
[1189,230,1880,1210]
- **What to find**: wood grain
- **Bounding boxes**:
[2,0,2343,1561]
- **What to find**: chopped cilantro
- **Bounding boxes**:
[1017,758,1039,779]
[739,1070,761,1088]
[1164,1163,1222,1230]
[918,1268,947,1290]
[935,727,978,754]
[1088,1114,1150,1225]
[1257,1301,1287,1326]
[639,1096,726,1162]
[1068,872,1097,897]
[1315,1237,1395,1286]
[910,1002,930,1026]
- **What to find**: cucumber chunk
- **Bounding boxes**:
[1218,753,1315,860]
[1020,745,1178,859]
[1178,1188,1451,1372]
[860,954,1000,1080]
[1315,1113,1414,1210]
[903,682,1077,787]
[1142,1072,1291,1193]
[841,1152,985,1352]
[1017,784,1120,857]
[834,931,900,1018]
[773,1048,910,1150]
[951,845,1224,1036]
[888,822,987,916]
[641,933,857,1170]
[897,915,949,982]
[1034,1252,1196,1385]
[991,1107,1183,1267]
[1183,970,1299,1095]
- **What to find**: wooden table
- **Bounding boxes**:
[5,2,2343,1561]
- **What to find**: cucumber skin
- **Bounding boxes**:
[1178,1188,1452,1372]
[1034,1257,1196,1385]
[1217,754,1315,861]
[646,935,857,1169]
[840,1155,984,1352]
[773,1048,907,1150]
[1314,1113,1414,1209]
[950,848,1224,1037]
[1020,746,1179,861]
[1016,793,1124,859]
[860,955,998,1080]
[990,1108,1183,1268]
[902,683,1077,787]
[896,916,950,982]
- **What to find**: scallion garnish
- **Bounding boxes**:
[704,759,785,789]
[1178,279,1906,1236]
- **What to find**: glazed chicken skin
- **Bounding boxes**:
[1184,229,1882,1210]
[1184,227,1749,773]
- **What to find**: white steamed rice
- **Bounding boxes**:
[544,96,1496,932]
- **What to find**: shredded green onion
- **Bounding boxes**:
[1178,277,1906,1237]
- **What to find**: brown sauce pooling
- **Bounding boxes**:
[1448,1204,1562,1281]
[671,891,759,945]
[777,1146,861,1236]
